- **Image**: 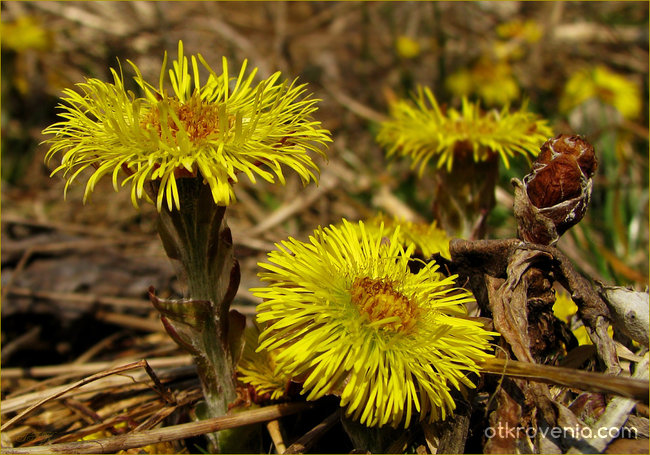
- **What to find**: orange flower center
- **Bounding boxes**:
[141,94,231,142]
[350,277,418,332]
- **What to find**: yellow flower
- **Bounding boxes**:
[553,292,612,346]
[252,220,495,428]
[377,87,552,173]
[360,214,451,259]
[560,65,641,120]
[446,58,520,106]
[552,292,579,324]
[1,15,52,52]
[444,70,474,101]
[395,36,421,59]
[43,41,331,210]
[237,323,291,401]
[496,19,542,44]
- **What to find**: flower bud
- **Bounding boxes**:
[513,134,597,245]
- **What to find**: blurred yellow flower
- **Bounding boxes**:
[444,70,474,101]
[496,19,542,43]
[446,58,520,106]
[377,86,552,173]
[253,220,495,427]
[396,36,421,59]
[1,15,52,52]
[560,66,641,120]
[43,41,331,210]
[361,214,451,259]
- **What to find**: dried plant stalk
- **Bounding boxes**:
[481,357,648,402]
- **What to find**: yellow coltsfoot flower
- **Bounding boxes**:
[395,35,421,59]
[360,213,451,259]
[560,65,641,121]
[377,87,552,173]
[252,220,495,428]
[446,58,521,106]
[43,40,331,211]
[237,323,292,401]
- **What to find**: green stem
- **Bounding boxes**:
[150,177,241,449]
[431,152,499,239]
[340,414,401,453]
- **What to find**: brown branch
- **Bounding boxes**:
[449,238,521,278]
[266,419,287,454]
[481,358,648,403]
[519,243,621,374]
[244,172,339,237]
[450,238,621,374]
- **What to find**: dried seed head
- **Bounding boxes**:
[513,134,597,245]
[527,153,583,209]
[535,134,597,178]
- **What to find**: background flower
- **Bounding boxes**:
[395,35,421,60]
[376,87,553,238]
[377,87,552,173]
[1,15,52,54]
[43,41,331,211]
[445,58,520,106]
[253,220,495,428]
[560,65,641,121]
[356,213,451,259]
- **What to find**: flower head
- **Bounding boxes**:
[496,19,542,44]
[252,220,495,428]
[395,36,421,59]
[514,134,597,245]
[358,214,451,259]
[377,87,552,173]
[559,65,641,121]
[43,41,331,210]
[237,323,292,401]
[446,58,520,106]
[1,15,52,53]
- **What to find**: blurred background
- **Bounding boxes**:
[1,1,648,371]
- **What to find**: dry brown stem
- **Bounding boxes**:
[244,172,339,237]
[481,358,648,403]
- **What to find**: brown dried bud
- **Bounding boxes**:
[513,134,597,245]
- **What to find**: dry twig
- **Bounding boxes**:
[481,357,648,403]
